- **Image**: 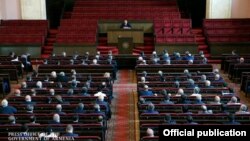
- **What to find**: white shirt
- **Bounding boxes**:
[94,91,106,97]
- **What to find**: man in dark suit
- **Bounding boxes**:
[143,103,159,114]
[0,99,17,114]
[74,103,86,114]
[139,85,154,96]
[62,124,78,137]
[48,114,61,124]
[96,95,111,119]
[120,20,132,29]
[223,113,241,125]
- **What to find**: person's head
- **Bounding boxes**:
[94,104,100,111]
[30,89,36,96]
[77,103,84,110]
[205,80,211,87]
[73,115,79,123]
[161,89,167,96]
[227,113,235,122]
[230,96,238,103]
[36,81,43,88]
[142,71,147,77]
[147,103,155,111]
[1,99,8,107]
[55,95,63,102]
[164,114,172,122]
[69,59,74,65]
[124,20,128,24]
[49,88,55,96]
[158,70,163,75]
[165,59,171,65]
[146,128,154,137]
[174,81,180,88]
[62,51,66,57]
[240,57,244,63]
[8,115,16,124]
[239,104,248,112]
[186,115,194,123]
[139,97,146,104]
[71,81,77,88]
[215,74,221,81]
[14,89,21,96]
[67,89,74,96]
[193,87,200,94]
[141,76,146,82]
[201,75,206,81]
[21,81,27,88]
[184,69,189,74]
[51,71,57,78]
[144,85,149,91]
[182,105,190,113]
[104,72,111,78]
[164,94,171,101]
[26,104,34,112]
[26,75,32,81]
[214,96,221,104]
[66,124,74,133]
[213,68,219,74]
[29,115,36,123]
[188,79,195,86]
[81,87,88,94]
[177,88,184,95]
[53,113,60,123]
[56,104,62,112]
[92,59,98,64]
[25,95,31,102]
[188,59,193,64]
[201,105,207,112]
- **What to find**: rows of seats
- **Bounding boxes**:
[73,7,179,13]
[74,0,178,7]
[155,35,195,44]
[154,19,192,35]
[135,52,250,140]
[0,54,117,141]
[56,0,181,46]
[0,20,48,46]
[203,19,250,43]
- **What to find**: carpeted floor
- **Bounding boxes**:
[106,70,138,141]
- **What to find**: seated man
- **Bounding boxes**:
[62,124,78,137]
[120,19,132,29]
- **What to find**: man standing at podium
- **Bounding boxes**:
[120,20,132,29]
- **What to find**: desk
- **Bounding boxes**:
[107,28,144,44]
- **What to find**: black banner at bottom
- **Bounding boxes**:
[159,125,250,141]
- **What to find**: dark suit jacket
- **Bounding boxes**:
[0,106,17,114]
[139,90,154,96]
[120,22,132,29]
[63,133,78,137]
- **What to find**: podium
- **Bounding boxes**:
[107,28,144,44]
[107,28,144,54]
[118,37,133,54]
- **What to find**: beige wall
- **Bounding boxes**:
[21,0,46,19]
[206,0,232,19]
[0,0,46,20]
[231,0,250,18]
[0,0,21,19]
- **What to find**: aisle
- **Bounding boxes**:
[106,70,137,141]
